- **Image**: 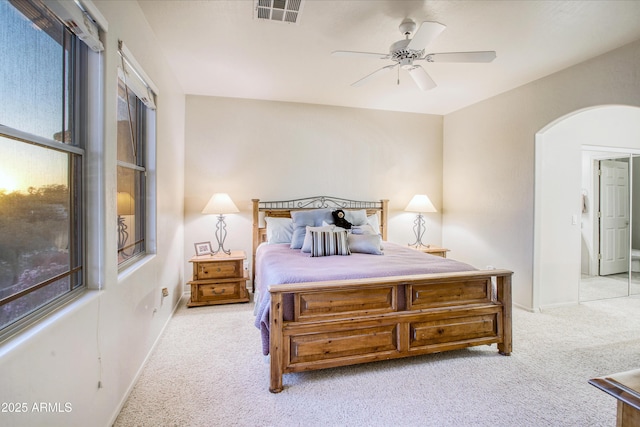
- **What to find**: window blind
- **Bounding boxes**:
[42,0,104,52]
[118,41,158,110]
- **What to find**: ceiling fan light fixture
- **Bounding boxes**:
[400,59,414,70]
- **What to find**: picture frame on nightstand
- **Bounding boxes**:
[194,241,213,256]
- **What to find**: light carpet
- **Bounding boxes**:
[114,295,640,427]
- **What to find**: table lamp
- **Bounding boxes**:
[202,193,239,255]
[404,194,437,248]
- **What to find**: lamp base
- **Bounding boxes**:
[213,214,231,255]
[407,213,429,248]
[408,243,431,249]
[118,215,129,256]
[212,245,231,256]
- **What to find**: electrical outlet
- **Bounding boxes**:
[162,287,168,297]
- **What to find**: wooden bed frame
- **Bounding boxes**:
[252,196,513,393]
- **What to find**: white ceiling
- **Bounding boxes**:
[138,0,640,115]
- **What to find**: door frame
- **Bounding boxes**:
[533,105,640,311]
[582,151,639,281]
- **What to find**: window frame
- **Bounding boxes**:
[116,45,157,270]
[0,0,96,340]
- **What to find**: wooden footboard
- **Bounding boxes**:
[268,269,512,393]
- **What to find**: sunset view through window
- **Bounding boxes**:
[0,0,84,333]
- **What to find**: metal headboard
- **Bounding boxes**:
[251,196,389,291]
[257,195,385,211]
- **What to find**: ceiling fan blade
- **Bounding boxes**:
[332,50,390,60]
[407,65,436,91]
[424,51,497,63]
[406,21,446,51]
[352,64,398,87]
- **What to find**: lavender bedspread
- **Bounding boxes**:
[253,242,476,355]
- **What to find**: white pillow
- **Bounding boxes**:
[344,209,368,226]
[367,214,381,235]
[348,233,383,255]
[289,209,334,249]
[265,217,293,244]
[351,224,376,235]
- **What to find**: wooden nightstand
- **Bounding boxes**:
[187,250,249,307]
[410,245,450,258]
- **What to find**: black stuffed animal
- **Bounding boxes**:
[332,209,352,229]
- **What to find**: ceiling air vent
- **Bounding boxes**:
[255,0,304,24]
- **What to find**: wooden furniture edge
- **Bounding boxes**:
[268,269,513,393]
[267,269,513,294]
[590,369,640,411]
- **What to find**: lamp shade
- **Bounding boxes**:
[404,194,437,213]
[117,192,134,216]
[202,193,239,215]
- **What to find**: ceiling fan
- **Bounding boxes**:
[332,19,496,91]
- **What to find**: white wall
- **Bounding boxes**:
[0,2,186,426]
[184,96,443,281]
[443,39,640,310]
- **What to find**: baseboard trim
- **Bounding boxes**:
[108,292,188,426]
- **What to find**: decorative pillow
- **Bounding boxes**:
[290,209,334,249]
[348,233,383,255]
[265,217,293,244]
[310,230,351,257]
[344,209,368,226]
[301,225,347,253]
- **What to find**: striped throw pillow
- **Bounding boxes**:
[310,230,350,257]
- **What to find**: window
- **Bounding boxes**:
[0,0,101,336]
[0,0,82,331]
[117,43,156,266]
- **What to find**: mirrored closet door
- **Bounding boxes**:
[632,155,640,297]
[580,150,640,301]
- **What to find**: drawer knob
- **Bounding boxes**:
[212,288,225,295]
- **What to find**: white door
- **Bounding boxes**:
[599,159,630,275]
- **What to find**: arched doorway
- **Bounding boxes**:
[533,105,640,310]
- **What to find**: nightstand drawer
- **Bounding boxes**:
[194,281,243,301]
[197,260,241,279]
